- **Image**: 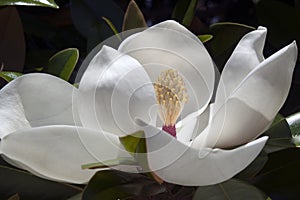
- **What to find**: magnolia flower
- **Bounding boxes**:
[0,21,297,186]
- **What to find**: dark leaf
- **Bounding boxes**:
[102,17,121,41]
[0,7,25,70]
[193,179,269,200]
[70,0,103,42]
[67,193,82,200]
[256,0,300,49]
[70,0,123,50]
[253,148,300,200]
[172,0,198,27]
[122,0,147,31]
[0,160,82,200]
[82,170,166,200]
[83,0,123,30]
[263,114,296,154]
[236,150,268,181]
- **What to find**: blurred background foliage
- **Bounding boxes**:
[0,1,300,199]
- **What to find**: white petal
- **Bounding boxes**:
[118,20,215,119]
[0,125,136,183]
[78,45,156,136]
[139,122,267,186]
[198,41,297,148]
[214,27,267,106]
[176,105,210,145]
[0,73,78,138]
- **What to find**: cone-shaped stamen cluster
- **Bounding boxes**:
[154,69,188,137]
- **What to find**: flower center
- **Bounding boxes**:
[153,69,188,137]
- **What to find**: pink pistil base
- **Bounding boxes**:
[162,125,176,137]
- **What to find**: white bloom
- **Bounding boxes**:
[0,20,297,186]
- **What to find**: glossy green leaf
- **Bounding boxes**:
[287,112,300,136]
[172,0,198,27]
[0,159,82,199]
[263,114,296,154]
[43,48,79,81]
[207,22,254,70]
[0,71,22,82]
[81,157,137,170]
[0,0,59,8]
[254,148,300,200]
[193,179,269,200]
[122,0,147,31]
[287,112,300,146]
[198,34,213,43]
[82,170,166,200]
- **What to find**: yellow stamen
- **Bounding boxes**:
[153,69,188,126]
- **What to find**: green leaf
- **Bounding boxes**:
[198,34,213,43]
[122,0,147,31]
[82,170,166,200]
[287,112,300,146]
[263,114,296,154]
[81,157,137,170]
[172,0,198,27]
[0,0,59,8]
[43,48,79,81]
[207,22,255,70]
[102,17,121,41]
[253,148,300,200]
[0,71,22,82]
[287,112,300,136]
[0,159,82,199]
[193,179,269,200]
[119,130,144,155]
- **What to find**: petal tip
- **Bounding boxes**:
[286,40,298,63]
[257,26,267,31]
[100,45,115,52]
